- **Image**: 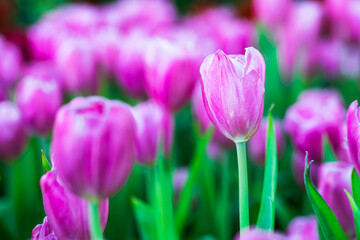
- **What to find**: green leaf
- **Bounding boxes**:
[304,156,347,240]
[344,190,360,240]
[256,105,277,230]
[131,197,156,240]
[41,150,51,173]
[352,169,360,207]
[322,135,337,163]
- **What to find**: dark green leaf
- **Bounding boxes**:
[304,156,347,240]
[344,190,360,240]
[256,105,277,230]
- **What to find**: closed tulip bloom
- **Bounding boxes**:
[253,0,290,28]
[145,38,199,112]
[31,217,58,240]
[16,75,62,135]
[0,36,22,87]
[200,47,265,142]
[51,96,136,199]
[248,118,285,166]
[41,170,109,240]
[318,162,354,236]
[55,39,97,94]
[285,89,345,161]
[0,101,26,162]
[347,100,360,174]
[131,101,174,165]
[287,216,318,240]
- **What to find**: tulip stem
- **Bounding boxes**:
[89,200,102,240]
[236,141,249,232]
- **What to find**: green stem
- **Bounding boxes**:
[89,200,102,240]
[236,141,249,231]
[218,151,230,240]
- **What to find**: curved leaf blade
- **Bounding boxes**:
[344,190,360,240]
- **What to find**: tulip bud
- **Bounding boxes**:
[318,162,354,236]
[0,36,22,87]
[131,101,174,165]
[285,89,345,161]
[145,38,199,112]
[55,39,97,94]
[0,101,26,162]
[248,118,285,166]
[347,100,360,174]
[234,228,286,240]
[31,217,58,240]
[114,32,148,98]
[16,75,62,135]
[287,215,318,240]
[40,170,109,240]
[199,47,265,143]
[51,96,136,199]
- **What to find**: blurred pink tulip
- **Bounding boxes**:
[132,101,174,165]
[0,36,22,87]
[287,215,318,240]
[51,96,136,199]
[292,151,320,187]
[200,47,265,142]
[318,162,354,236]
[234,228,286,240]
[253,0,290,28]
[0,101,26,162]
[16,75,62,135]
[41,170,108,240]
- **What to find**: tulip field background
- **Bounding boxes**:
[1,0,360,239]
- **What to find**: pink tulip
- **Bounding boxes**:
[346,100,360,175]
[0,36,22,87]
[31,217,58,240]
[234,228,286,240]
[0,101,26,162]
[131,101,174,165]
[248,118,285,166]
[41,170,108,240]
[51,96,136,199]
[199,47,265,142]
[16,75,62,135]
[285,89,345,161]
[287,215,318,240]
[318,162,354,236]
[253,0,290,28]
[145,37,199,112]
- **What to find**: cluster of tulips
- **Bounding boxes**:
[1,0,360,239]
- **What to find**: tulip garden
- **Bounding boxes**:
[1,0,360,239]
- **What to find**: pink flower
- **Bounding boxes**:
[287,215,318,240]
[0,36,22,87]
[31,217,58,240]
[200,48,265,142]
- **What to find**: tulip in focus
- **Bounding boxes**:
[145,37,200,112]
[318,161,354,236]
[131,101,174,165]
[200,47,265,142]
[287,215,318,240]
[41,170,109,239]
[16,75,62,135]
[248,118,285,166]
[51,96,136,199]
[31,217,58,240]
[0,101,27,162]
[346,100,360,175]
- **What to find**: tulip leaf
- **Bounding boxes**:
[352,169,360,207]
[344,190,360,240]
[256,106,277,230]
[322,135,337,163]
[304,156,347,240]
[131,197,156,240]
[41,150,51,173]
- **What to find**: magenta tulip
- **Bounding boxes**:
[318,162,354,236]
[145,38,199,112]
[51,96,136,199]
[31,217,58,240]
[248,118,285,166]
[287,216,318,240]
[234,228,286,240]
[285,89,345,161]
[0,36,22,87]
[0,101,26,162]
[131,101,174,165]
[253,0,290,28]
[199,47,265,142]
[346,100,360,175]
[41,170,109,240]
[0,86,7,102]
[16,75,62,135]
[55,39,97,94]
